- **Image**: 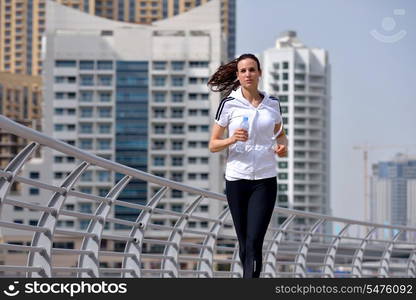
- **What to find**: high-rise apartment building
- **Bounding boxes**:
[0,0,46,75]
[0,0,235,76]
[259,31,331,227]
[2,0,225,243]
[0,72,42,168]
[370,154,416,229]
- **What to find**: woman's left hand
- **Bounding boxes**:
[273,144,288,157]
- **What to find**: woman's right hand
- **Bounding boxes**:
[230,129,248,144]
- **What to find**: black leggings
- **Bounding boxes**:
[225,176,277,278]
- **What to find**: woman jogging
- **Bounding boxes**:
[208,53,288,278]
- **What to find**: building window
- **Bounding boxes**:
[153,92,166,102]
[79,139,93,150]
[172,76,184,86]
[188,173,197,180]
[278,162,288,169]
[13,206,23,211]
[153,156,165,166]
[171,61,185,70]
[80,123,93,134]
[171,190,183,198]
[153,76,166,86]
[98,123,111,134]
[171,108,183,118]
[171,124,184,134]
[98,92,111,102]
[189,61,209,68]
[154,124,165,134]
[171,172,183,182]
[79,187,92,194]
[79,203,92,213]
[200,93,209,100]
[172,140,183,150]
[81,171,93,182]
[200,205,208,212]
[98,107,112,118]
[153,61,167,70]
[98,188,110,197]
[171,204,183,212]
[80,75,94,86]
[97,60,113,70]
[97,75,112,86]
[30,172,39,179]
[80,107,93,118]
[80,220,90,230]
[97,170,111,182]
[278,184,288,192]
[55,60,76,68]
[283,62,289,69]
[172,92,183,103]
[79,60,94,70]
[278,173,288,180]
[97,139,111,150]
[152,140,165,150]
[172,157,183,166]
[80,91,93,102]
[188,93,197,100]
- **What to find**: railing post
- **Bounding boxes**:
[77,175,132,277]
[294,218,325,278]
[161,195,203,278]
[406,245,416,278]
[263,214,296,278]
[323,223,350,277]
[0,142,39,216]
[122,186,169,278]
[197,208,230,278]
[27,162,90,278]
[378,230,403,277]
[351,226,376,278]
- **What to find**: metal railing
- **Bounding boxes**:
[0,115,415,278]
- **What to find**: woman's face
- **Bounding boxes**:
[236,58,261,89]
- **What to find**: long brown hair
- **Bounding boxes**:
[207,53,262,96]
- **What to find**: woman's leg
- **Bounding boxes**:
[225,179,251,276]
[244,177,277,278]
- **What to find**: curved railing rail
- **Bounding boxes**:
[0,115,415,278]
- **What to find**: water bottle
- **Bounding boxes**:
[235,116,249,153]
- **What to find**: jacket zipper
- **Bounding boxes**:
[251,110,258,180]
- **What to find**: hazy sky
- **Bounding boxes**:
[236,0,416,221]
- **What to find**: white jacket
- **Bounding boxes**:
[215,87,283,180]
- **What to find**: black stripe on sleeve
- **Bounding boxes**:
[215,96,233,121]
[269,96,282,114]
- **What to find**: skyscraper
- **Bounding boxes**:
[0,0,235,76]
[1,0,225,270]
[259,31,331,227]
[4,0,224,228]
[370,154,416,228]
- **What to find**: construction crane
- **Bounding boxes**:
[353,144,416,224]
